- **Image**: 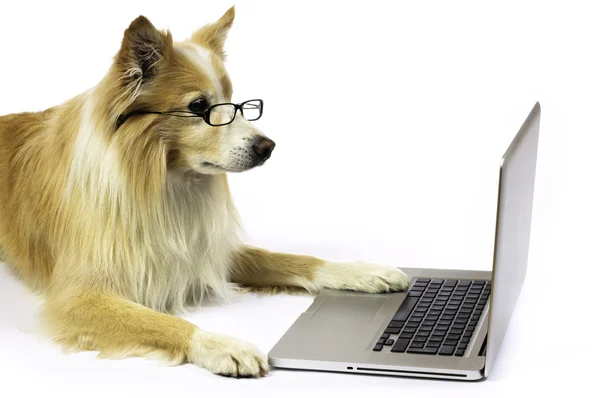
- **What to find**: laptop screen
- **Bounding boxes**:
[485,103,540,377]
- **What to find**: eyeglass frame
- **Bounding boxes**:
[116,99,264,129]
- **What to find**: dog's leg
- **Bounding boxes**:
[230,246,409,294]
[44,293,268,377]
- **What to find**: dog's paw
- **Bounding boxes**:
[188,330,269,378]
[317,261,410,293]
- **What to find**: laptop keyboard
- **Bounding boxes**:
[372,278,490,356]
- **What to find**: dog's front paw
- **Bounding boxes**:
[188,330,269,378]
[317,261,410,293]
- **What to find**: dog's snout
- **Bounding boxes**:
[252,137,276,161]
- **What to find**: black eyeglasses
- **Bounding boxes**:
[116,99,263,129]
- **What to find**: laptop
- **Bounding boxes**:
[268,102,540,380]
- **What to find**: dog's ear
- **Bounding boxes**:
[190,7,235,59]
[116,16,173,84]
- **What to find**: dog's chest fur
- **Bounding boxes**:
[126,173,240,313]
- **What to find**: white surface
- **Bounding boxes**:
[0,0,598,396]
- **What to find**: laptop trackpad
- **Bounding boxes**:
[311,296,387,324]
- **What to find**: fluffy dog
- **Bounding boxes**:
[0,7,409,377]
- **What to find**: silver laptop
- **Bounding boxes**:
[268,103,540,380]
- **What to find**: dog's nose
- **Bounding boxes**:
[252,137,276,161]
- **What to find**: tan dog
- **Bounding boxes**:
[0,7,409,377]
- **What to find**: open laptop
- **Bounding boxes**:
[268,103,540,380]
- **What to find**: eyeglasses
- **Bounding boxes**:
[116,99,263,129]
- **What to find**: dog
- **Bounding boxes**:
[0,7,409,378]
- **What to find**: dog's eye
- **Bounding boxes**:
[189,99,209,115]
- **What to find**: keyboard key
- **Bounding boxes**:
[441,315,454,321]
[435,325,449,331]
[432,330,446,336]
[416,330,430,337]
[377,338,386,344]
[389,321,405,328]
[419,325,433,332]
[407,347,438,355]
[461,337,471,344]
[373,344,383,351]
[391,338,411,353]
[447,333,461,340]
[416,278,431,284]
[463,331,473,338]
[473,310,482,316]
[431,305,444,311]
[381,333,390,339]
[438,320,451,326]
[439,345,455,355]
[427,341,441,348]
[423,293,436,298]
[400,332,414,339]
[408,291,422,297]
[431,279,444,285]
[444,280,457,287]
[385,327,401,334]
[413,336,428,343]
[430,336,444,342]
[449,328,464,335]
[384,339,394,345]
[422,320,436,326]
[392,297,419,322]
[404,327,417,333]
[410,342,425,349]
[455,349,465,356]
[406,321,420,328]
[473,281,486,286]
[458,343,468,349]
[420,298,433,303]
[458,280,471,287]
[466,326,475,332]
[444,339,458,346]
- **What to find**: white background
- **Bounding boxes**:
[0,0,598,396]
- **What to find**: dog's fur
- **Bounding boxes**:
[0,7,409,377]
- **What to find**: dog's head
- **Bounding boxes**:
[108,7,274,175]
